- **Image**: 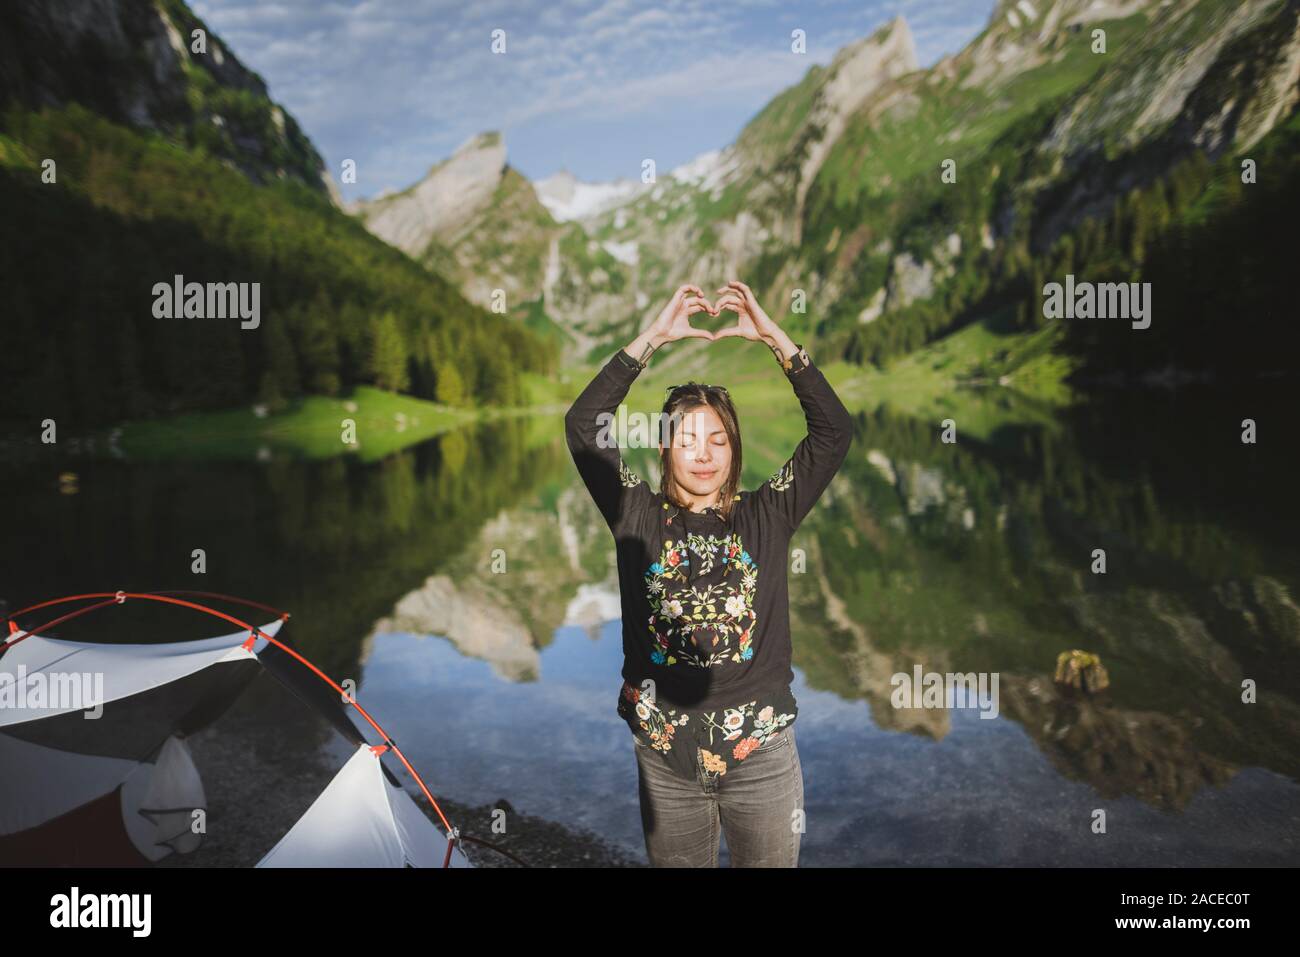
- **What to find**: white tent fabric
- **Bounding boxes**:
[257,742,472,868]
[121,735,207,860]
[3,613,472,869]
[0,619,282,727]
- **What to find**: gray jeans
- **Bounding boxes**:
[632,725,804,867]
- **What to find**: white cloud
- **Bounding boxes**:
[191,0,992,198]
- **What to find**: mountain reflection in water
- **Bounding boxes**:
[2,386,1297,866]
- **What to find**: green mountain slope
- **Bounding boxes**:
[0,1,556,431]
[0,0,337,200]
[389,0,1298,391]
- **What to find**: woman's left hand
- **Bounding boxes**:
[712,280,783,345]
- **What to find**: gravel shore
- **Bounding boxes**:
[160,674,642,869]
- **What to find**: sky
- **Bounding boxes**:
[190,0,997,202]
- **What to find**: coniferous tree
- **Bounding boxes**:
[434,358,465,406]
[299,309,342,396]
[367,311,410,392]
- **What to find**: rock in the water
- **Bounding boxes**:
[1054,649,1110,693]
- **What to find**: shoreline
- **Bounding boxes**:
[157,675,642,869]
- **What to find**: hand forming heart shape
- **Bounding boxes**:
[711,279,783,343]
[647,280,784,346]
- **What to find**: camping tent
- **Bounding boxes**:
[258,742,471,867]
[1,592,470,868]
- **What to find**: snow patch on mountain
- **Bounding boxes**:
[534,169,646,222]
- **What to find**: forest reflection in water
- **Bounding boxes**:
[2,382,1297,865]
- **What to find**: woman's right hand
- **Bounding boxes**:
[647,284,716,346]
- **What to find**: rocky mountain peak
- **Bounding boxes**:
[836,14,919,76]
[353,129,509,256]
[454,129,503,157]
[777,13,919,243]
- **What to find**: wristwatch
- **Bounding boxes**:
[781,343,811,374]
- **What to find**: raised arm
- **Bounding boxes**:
[713,280,854,532]
[753,348,854,532]
[564,284,714,533]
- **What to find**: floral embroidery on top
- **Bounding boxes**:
[644,532,757,668]
[768,460,795,492]
[618,459,643,488]
[619,680,796,782]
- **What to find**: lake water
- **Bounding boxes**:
[3,383,1298,866]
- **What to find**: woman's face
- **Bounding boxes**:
[663,403,732,502]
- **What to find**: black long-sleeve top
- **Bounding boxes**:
[565,344,854,782]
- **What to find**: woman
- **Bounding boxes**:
[564,280,854,867]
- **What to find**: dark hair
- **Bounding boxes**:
[658,383,742,522]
